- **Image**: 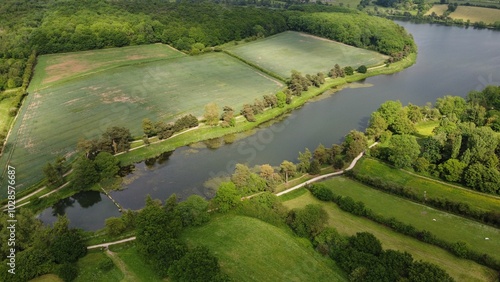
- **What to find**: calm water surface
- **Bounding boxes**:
[39,22,500,230]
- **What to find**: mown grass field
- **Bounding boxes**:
[181,215,347,281]
[74,251,124,282]
[112,244,164,282]
[226,31,388,79]
[450,6,500,24]
[29,44,186,90]
[415,120,439,137]
[353,158,500,213]
[322,177,500,261]
[424,4,448,16]
[1,50,284,192]
[29,274,63,282]
[283,190,498,282]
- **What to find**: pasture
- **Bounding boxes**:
[29,44,185,90]
[74,251,124,282]
[283,190,498,282]
[181,215,347,281]
[322,177,500,262]
[450,6,500,24]
[424,4,448,16]
[1,50,284,192]
[353,158,500,214]
[225,31,387,79]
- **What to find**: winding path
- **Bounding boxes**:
[276,142,378,196]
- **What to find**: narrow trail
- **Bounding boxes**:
[276,142,378,196]
[87,236,136,250]
[105,249,140,282]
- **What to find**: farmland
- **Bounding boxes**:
[321,177,500,262]
[283,190,498,282]
[181,215,347,281]
[225,31,388,79]
[353,158,500,214]
[424,4,500,24]
[450,6,500,24]
[1,49,284,191]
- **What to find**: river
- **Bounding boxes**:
[38,21,500,231]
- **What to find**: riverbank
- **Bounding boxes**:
[116,53,416,166]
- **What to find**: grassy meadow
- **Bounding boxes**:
[353,158,500,214]
[74,251,124,282]
[283,190,498,282]
[181,215,347,281]
[451,6,500,24]
[226,31,388,79]
[1,50,283,192]
[424,4,449,16]
[322,177,500,261]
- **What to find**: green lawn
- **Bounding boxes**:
[75,251,124,282]
[226,31,387,79]
[283,190,498,282]
[29,274,63,282]
[322,177,500,262]
[354,158,500,213]
[112,243,164,282]
[415,120,439,137]
[1,50,283,192]
[181,215,347,282]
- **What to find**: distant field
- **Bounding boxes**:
[415,120,439,137]
[353,158,500,214]
[451,6,500,24]
[1,50,283,192]
[283,190,498,282]
[181,215,347,281]
[424,4,448,16]
[226,31,387,79]
[322,177,500,262]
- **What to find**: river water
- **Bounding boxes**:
[38,22,500,231]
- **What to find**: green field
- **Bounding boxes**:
[283,190,498,282]
[1,48,284,192]
[451,6,500,24]
[322,177,500,261]
[226,31,387,79]
[113,244,163,282]
[181,215,347,281]
[74,251,124,282]
[354,158,500,213]
[29,44,186,90]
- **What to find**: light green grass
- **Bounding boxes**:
[415,120,439,137]
[181,215,347,282]
[226,31,388,79]
[29,44,185,91]
[450,6,500,24]
[1,51,283,192]
[283,191,498,282]
[29,274,63,282]
[354,158,500,213]
[112,243,164,282]
[424,4,448,16]
[75,251,124,282]
[0,95,16,131]
[322,177,500,261]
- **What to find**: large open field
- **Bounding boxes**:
[283,190,498,282]
[0,49,284,192]
[424,4,500,23]
[225,31,388,79]
[322,177,500,261]
[353,158,500,213]
[181,215,347,281]
[451,6,500,24]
